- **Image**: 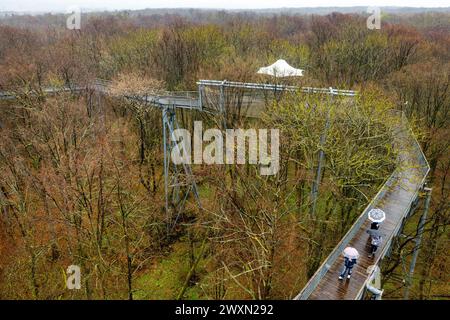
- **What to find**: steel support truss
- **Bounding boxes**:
[162,106,201,236]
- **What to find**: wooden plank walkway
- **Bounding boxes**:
[307,127,428,300]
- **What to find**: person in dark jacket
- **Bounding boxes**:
[366,229,384,258]
[369,234,382,258]
[339,257,357,280]
[370,221,380,230]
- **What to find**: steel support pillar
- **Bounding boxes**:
[198,84,204,111]
[403,187,432,299]
[310,88,334,217]
[219,80,227,129]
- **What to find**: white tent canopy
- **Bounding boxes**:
[257,59,304,77]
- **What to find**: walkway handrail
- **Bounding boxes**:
[197,80,357,97]
[0,86,83,100]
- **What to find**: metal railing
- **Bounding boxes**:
[197,80,357,97]
[0,86,83,100]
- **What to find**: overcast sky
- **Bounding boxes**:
[1,0,449,12]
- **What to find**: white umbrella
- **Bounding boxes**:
[343,247,359,260]
[257,59,304,77]
[368,208,386,223]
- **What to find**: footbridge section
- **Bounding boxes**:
[295,112,430,300]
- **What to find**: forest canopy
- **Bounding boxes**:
[0,8,448,300]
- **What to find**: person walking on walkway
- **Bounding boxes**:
[369,234,382,258]
[339,247,359,280]
[368,208,385,231]
[366,229,384,258]
[367,229,383,258]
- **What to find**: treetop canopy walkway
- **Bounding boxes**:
[0,80,430,300]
